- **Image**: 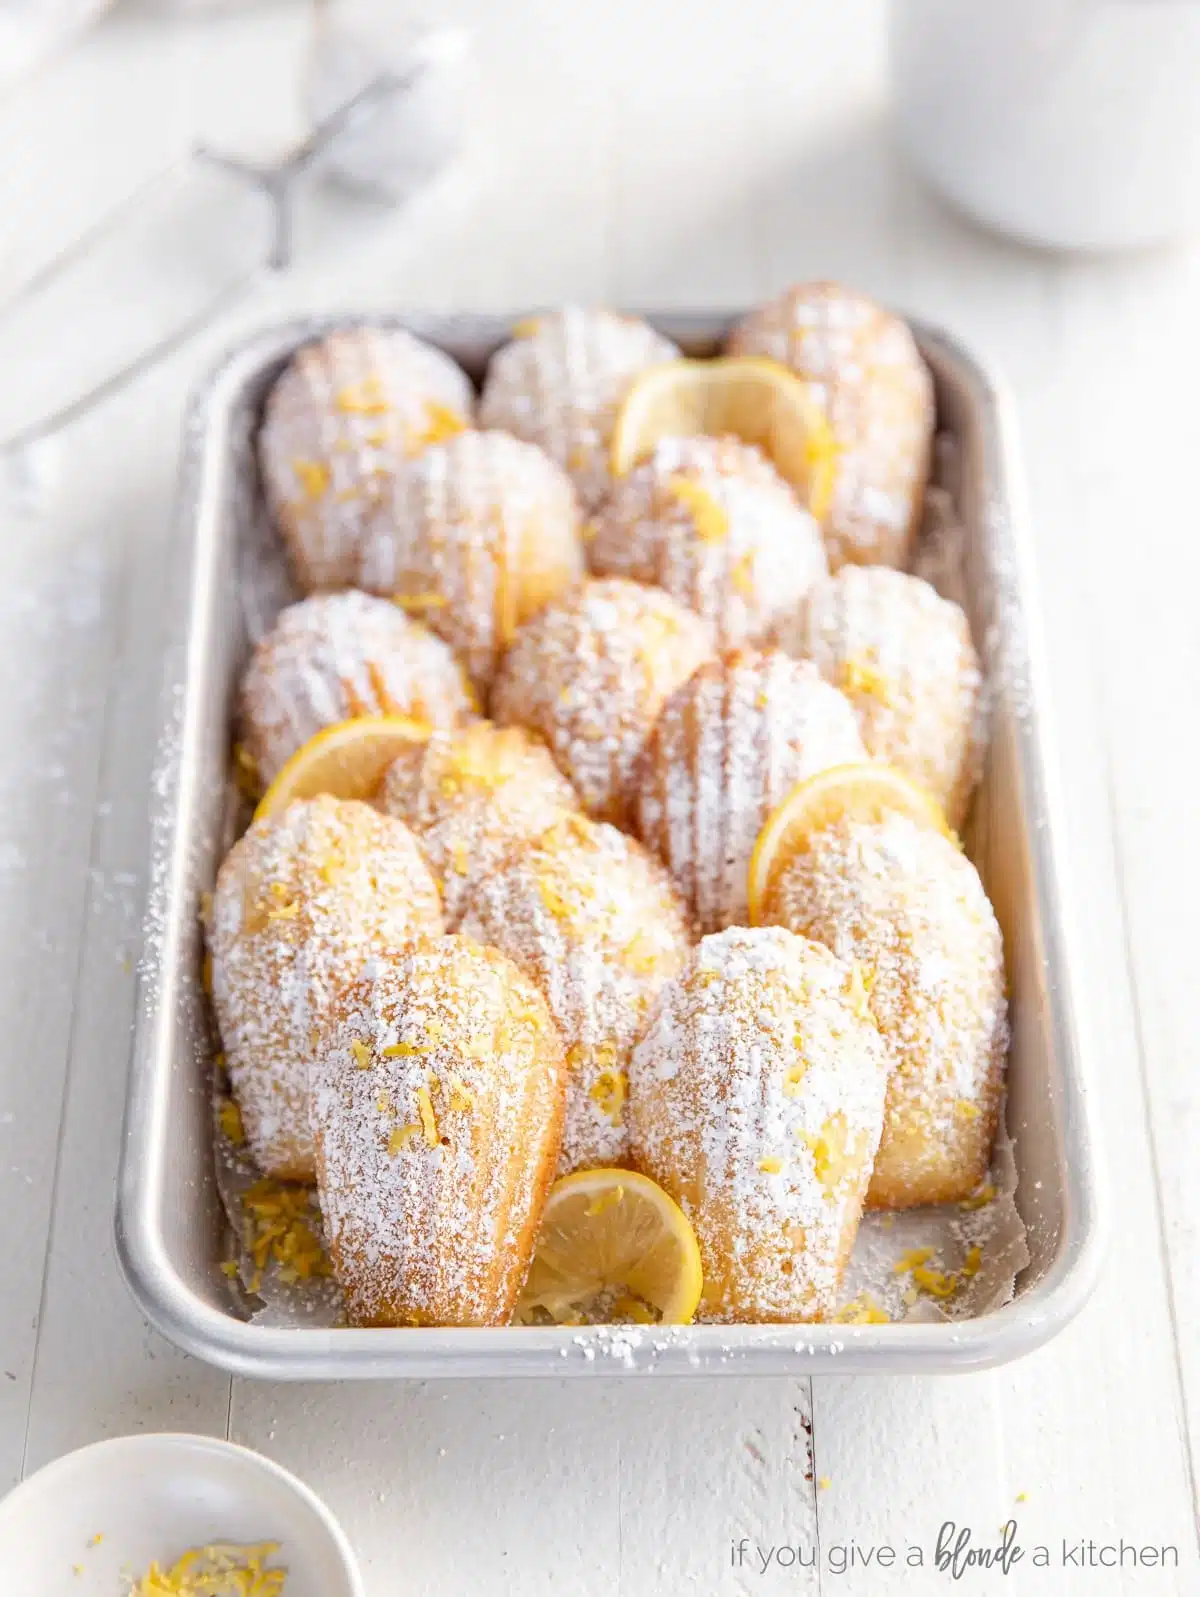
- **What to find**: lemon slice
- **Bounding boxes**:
[253,715,432,823]
[610,355,838,520]
[515,1169,703,1326]
[748,763,952,924]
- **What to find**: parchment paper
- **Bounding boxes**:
[210,427,1030,1329]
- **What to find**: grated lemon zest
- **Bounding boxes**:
[266,894,299,922]
[318,848,344,885]
[912,1265,959,1300]
[622,930,661,975]
[383,1040,433,1057]
[893,1247,934,1274]
[292,458,330,500]
[730,549,756,598]
[803,421,840,522]
[840,654,891,704]
[538,875,577,922]
[130,1539,286,1596]
[668,474,728,543]
[417,1085,439,1147]
[448,1074,475,1112]
[408,400,467,454]
[241,1179,329,1282]
[217,1098,245,1147]
[389,1123,420,1155]
[758,1156,783,1174]
[588,1066,627,1124]
[954,1098,981,1121]
[800,1112,853,1195]
[234,740,260,797]
[844,960,874,1023]
[351,1039,373,1070]
[335,376,388,415]
[961,1245,983,1279]
[960,1182,997,1211]
[833,1292,890,1325]
[782,1063,807,1098]
[394,591,449,613]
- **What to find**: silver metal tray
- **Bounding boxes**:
[116,312,1104,1378]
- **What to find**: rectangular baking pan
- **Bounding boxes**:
[116,312,1104,1378]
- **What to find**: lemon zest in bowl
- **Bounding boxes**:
[130,1539,287,1596]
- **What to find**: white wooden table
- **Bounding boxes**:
[1,3,1198,1592]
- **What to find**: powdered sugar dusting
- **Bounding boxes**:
[492,578,715,827]
[478,308,681,509]
[459,812,691,1172]
[630,926,892,1322]
[135,310,1042,1356]
[310,935,565,1326]
[762,811,1007,1208]
[209,795,443,1178]
[589,434,828,650]
[238,589,476,784]
[378,721,580,926]
[780,564,983,827]
[728,282,934,570]
[259,325,475,591]
[358,428,585,696]
[636,649,866,933]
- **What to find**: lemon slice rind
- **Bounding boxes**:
[748,762,952,925]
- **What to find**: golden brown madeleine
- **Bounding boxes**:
[378,721,580,928]
[728,282,934,571]
[635,649,865,934]
[259,326,474,592]
[629,926,892,1323]
[238,591,476,788]
[588,435,828,651]
[357,429,586,699]
[780,565,983,828]
[760,811,1007,1208]
[492,578,715,828]
[478,308,681,510]
[209,796,443,1180]
[310,936,567,1327]
[459,812,691,1174]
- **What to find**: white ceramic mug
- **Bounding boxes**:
[889,0,1200,251]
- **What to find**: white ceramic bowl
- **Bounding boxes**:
[0,1433,363,1597]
